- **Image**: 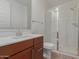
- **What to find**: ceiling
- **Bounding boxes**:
[16,0,73,8]
[46,0,73,8]
[16,0,27,5]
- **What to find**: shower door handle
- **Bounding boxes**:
[57,32,59,39]
[57,32,59,50]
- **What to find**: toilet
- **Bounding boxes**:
[44,42,54,59]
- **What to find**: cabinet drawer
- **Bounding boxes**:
[34,36,43,45]
[9,48,33,59]
[0,39,33,56]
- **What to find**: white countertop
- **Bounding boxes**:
[0,34,43,47]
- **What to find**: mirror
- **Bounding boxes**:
[0,0,31,30]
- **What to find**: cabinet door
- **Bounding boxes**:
[34,43,43,59]
[9,48,33,59]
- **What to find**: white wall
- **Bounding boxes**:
[26,0,31,29]
[31,0,47,34]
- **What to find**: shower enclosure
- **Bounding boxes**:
[58,1,78,55]
[45,0,79,55]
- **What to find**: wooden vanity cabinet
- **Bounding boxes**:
[34,37,43,59]
[0,36,43,59]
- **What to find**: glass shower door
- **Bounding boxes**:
[58,1,78,55]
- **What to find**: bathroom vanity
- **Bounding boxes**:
[0,35,43,59]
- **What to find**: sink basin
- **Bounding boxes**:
[13,35,30,39]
